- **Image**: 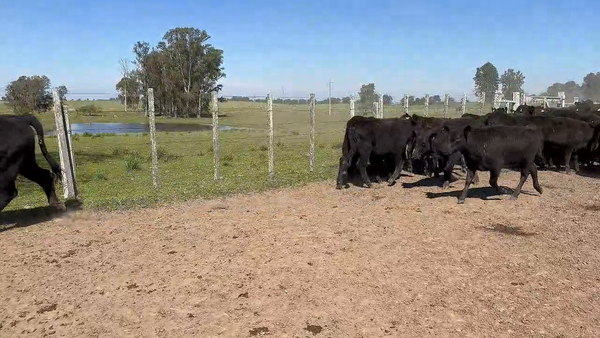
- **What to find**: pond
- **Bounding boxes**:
[47,123,243,136]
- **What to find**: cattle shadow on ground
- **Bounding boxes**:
[425,186,540,201]
[478,223,538,237]
[575,166,600,179]
[401,176,444,189]
[0,201,82,232]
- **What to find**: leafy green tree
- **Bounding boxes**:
[473,62,499,104]
[130,27,225,118]
[542,81,581,102]
[116,76,141,109]
[430,95,442,104]
[358,83,376,114]
[500,69,525,99]
[382,94,393,105]
[57,85,68,101]
[582,72,600,102]
[3,75,53,114]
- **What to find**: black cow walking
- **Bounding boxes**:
[336,116,416,189]
[0,115,65,212]
[430,125,544,204]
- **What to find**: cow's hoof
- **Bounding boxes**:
[510,195,518,201]
[442,181,450,190]
[364,183,372,188]
[536,187,543,194]
[336,185,342,190]
[52,202,66,211]
[457,199,465,205]
[387,179,397,187]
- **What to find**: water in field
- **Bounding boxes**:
[47,122,242,135]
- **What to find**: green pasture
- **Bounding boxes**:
[0,99,487,212]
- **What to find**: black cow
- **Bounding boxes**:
[485,114,600,173]
[336,116,416,189]
[0,115,65,212]
[430,125,544,204]
[412,117,482,188]
[515,104,543,116]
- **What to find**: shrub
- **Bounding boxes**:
[77,104,101,116]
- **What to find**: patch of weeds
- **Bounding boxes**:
[82,132,93,137]
[156,147,179,162]
[125,156,142,171]
[276,141,284,148]
[318,143,325,149]
[259,145,269,151]
[291,131,300,136]
[331,142,342,149]
[223,153,234,162]
[71,134,80,141]
[94,169,107,181]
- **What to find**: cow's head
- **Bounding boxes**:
[411,128,434,159]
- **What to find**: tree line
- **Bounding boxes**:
[472,61,600,103]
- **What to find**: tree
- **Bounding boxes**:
[430,95,442,104]
[130,28,225,118]
[116,76,141,109]
[543,81,581,102]
[382,94,393,105]
[341,96,351,104]
[358,83,376,114]
[500,69,525,99]
[473,62,499,104]
[3,75,53,114]
[118,58,131,112]
[57,85,68,101]
[582,72,600,102]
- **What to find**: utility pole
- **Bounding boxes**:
[327,79,333,115]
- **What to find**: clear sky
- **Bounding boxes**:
[1,0,599,101]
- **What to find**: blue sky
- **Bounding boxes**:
[1,0,599,101]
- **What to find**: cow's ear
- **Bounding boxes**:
[463,125,472,140]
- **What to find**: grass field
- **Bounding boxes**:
[1,99,486,212]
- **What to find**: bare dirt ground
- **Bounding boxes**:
[1,169,600,338]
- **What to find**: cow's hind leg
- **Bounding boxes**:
[0,166,20,212]
[511,166,530,200]
[19,158,65,210]
[458,169,476,204]
[529,162,543,195]
[387,154,406,186]
[488,168,503,194]
[0,181,18,213]
[563,148,574,174]
[357,153,372,188]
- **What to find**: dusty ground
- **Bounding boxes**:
[1,169,600,338]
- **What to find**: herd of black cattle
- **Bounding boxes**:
[336,100,600,204]
[1,100,599,213]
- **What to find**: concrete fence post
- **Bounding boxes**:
[147,88,160,189]
[211,90,221,180]
[52,88,78,201]
[309,94,316,172]
[267,93,274,180]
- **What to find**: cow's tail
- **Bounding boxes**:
[342,123,358,159]
[26,116,63,182]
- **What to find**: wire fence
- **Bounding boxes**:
[9,87,495,210]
